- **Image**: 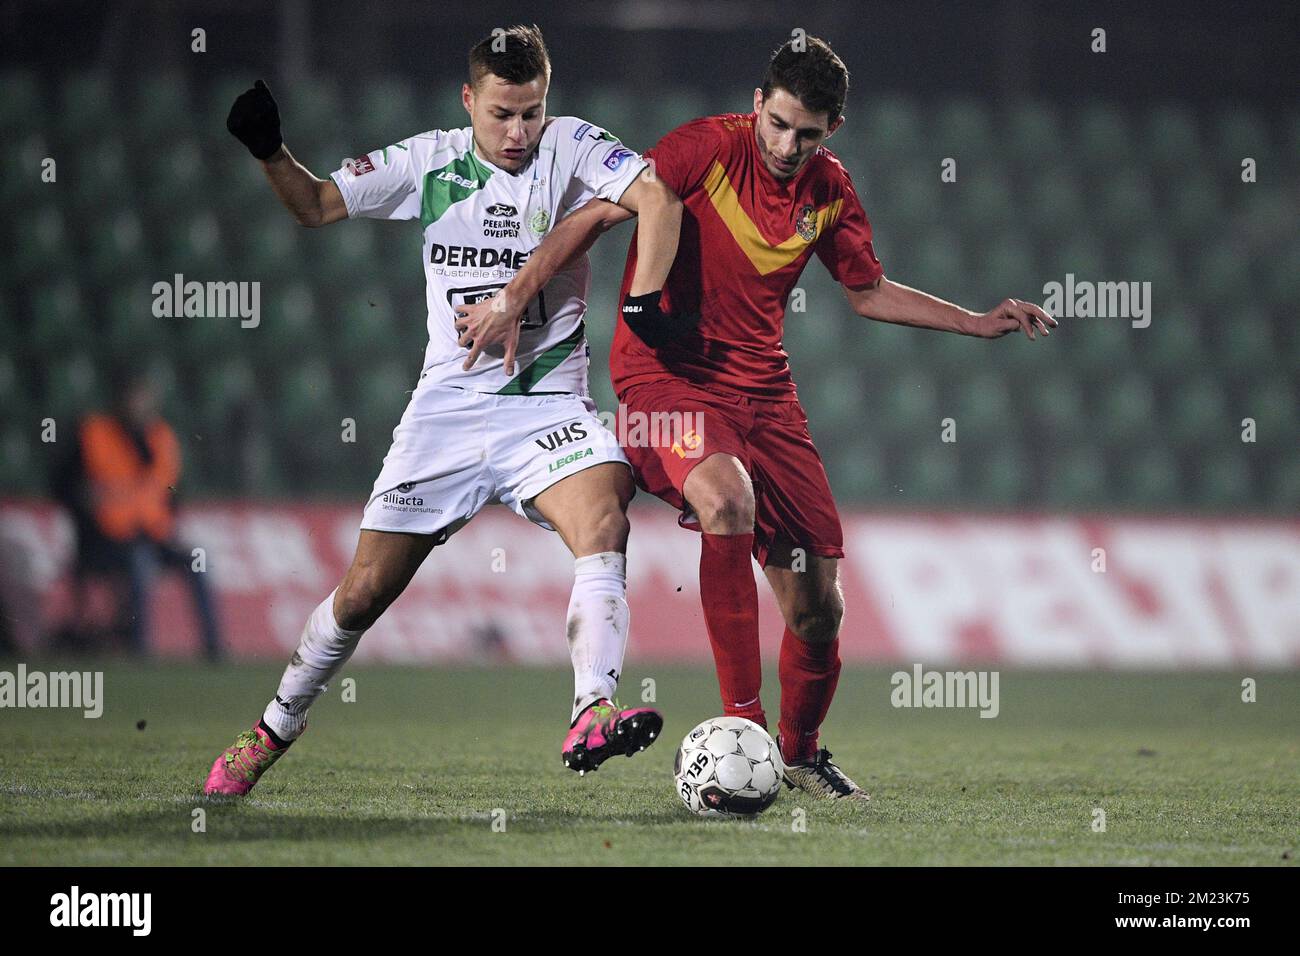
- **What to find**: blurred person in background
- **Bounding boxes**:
[50,369,222,660]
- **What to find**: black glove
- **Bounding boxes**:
[620,291,691,348]
[227,79,283,160]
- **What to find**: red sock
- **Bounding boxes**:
[699,532,765,727]
[778,629,841,764]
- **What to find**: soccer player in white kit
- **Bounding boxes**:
[205,25,683,795]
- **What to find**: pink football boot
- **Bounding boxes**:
[204,722,293,795]
[562,699,663,775]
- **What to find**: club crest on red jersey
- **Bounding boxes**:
[795,204,818,241]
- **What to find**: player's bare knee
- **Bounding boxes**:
[333,572,393,632]
[789,594,843,644]
[691,484,755,534]
[574,504,630,555]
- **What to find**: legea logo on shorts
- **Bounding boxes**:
[548,448,595,473]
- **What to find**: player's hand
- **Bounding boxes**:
[455,292,524,374]
[968,299,1057,340]
[227,79,283,161]
[620,290,693,348]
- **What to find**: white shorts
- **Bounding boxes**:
[361,384,628,540]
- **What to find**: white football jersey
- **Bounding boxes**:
[330,117,647,394]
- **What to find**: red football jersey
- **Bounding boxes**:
[610,112,884,401]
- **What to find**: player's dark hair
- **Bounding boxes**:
[468,24,551,88]
[760,35,848,123]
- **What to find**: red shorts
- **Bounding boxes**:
[619,378,844,567]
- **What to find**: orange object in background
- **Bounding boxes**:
[78,413,181,543]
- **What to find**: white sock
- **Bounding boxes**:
[262,590,367,740]
[567,552,629,723]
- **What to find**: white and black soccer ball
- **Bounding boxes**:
[673,716,784,817]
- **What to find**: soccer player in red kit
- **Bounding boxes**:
[469,36,1056,800]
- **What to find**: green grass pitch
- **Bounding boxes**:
[1,662,1296,866]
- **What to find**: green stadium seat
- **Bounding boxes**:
[954,370,1016,441]
[89,210,146,283]
[197,357,256,437]
[1122,232,1179,298]
[864,96,923,169]
[1213,108,1273,171]
[1144,104,1201,172]
[257,281,320,363]
[105,283,168,360]
[935,99,996,168]
[1196,452,1254,507]
[30,279,84,355]
[132,71,193,140]
[973,441,1028,505]
[355,78,418,145]
[59,72,115,138]
[46,353,103,423]
[0,69,42,134]
[1062,313,1131,377]
[1166,379,1229,449]
[1026,169,1085,237]
[797,363,865,438]
[1006,102,1065,160]
[1243,378,1297,451]
[880,369,940,442]
[1032,370,1087,443]
[280,76,345,155]
[1214,305,1274,380]
[1194,242,1251,311]
[12,206,72,284]
[1168,170,1221,237]
[879,167,941,230]
[241,209,304,276]
[0,426,38,494]
[1120,446,1182,507]
[1077,105,1133,168]
[1047,446,1107,508]
[825,434,890,502]
[899,443,962,505]
[1042,232,1105,290]
[1144,306,1205,381]
[1098,373,1159,448]
[144,138,208,209]
[973,234,1038,305]
[644,88,711,147]
[1266,238,1300,310]
[166,209,226,271]
[1097,170,1157,238]
[1268,456,1300,510]
[956,169,1016,235]
[1,133,52,214]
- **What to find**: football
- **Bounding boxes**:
[673,716,784,817]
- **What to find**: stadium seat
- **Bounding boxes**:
[1196,452,1254,507]
[1144,104,1201,172]
[1269,456,1300,509]
[1143,306,1205,380]
[1047,446,1108,508]
[1242,377,1297,450]
[105,284,167,360]
[936,99,995,161]
[30,279,85,355]
[0,426,37,493]
[1213,305,1274,381]
[1168,170,1222,237]
[1006,102,1066,159]
[132,71,193,140]
[45,353,103,422]
[1122,232,1179,300]
[956,169,1017,236]
[258,281,320,362]
[0,69,42,135]
[974,441,1029,505]
[89,210,146,283]
[59,72,115,138]
[825,434,890,501]
[880,369,940,441]
[1077,105,1133,169]
[240,209,304,276]
[954,370,1016,441]
[1166,379,1230,448]
[144,139,208,210]
[1097,170,1157,238]
[354,77,418,145]
[1213,108,1273,171]
[1026,169,1086,238]
[645,88,711,146]
[1120,445,1182,507]
[1098,373,1159,448]
[12,206,73,284]
[899,443,962,505]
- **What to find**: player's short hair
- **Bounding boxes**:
[760,35,849,124]
[468,24,552,88]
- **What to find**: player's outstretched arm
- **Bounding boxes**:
[844,277,1056,340]
[456,198,637,372]
[615,169,682,296]
[227,79,347,228]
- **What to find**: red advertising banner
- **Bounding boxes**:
[1,500,1297,667]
